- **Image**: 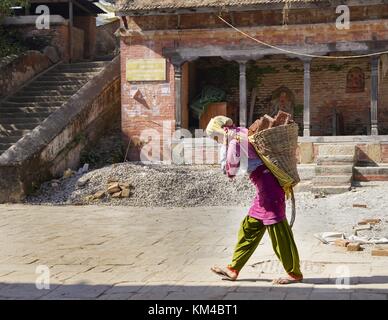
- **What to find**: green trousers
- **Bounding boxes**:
[229,216,303,278]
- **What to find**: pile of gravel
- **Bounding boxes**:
[26,162,257,207]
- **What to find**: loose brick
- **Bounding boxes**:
[358,218,381,225]
[353,203,368,208]
[273,111,291,127]
[112,191,122,198]
[107,182,121,194]
[335,239,350,247]
[347,243,362,252]
[248,118,262,136]
[371,246,388,257]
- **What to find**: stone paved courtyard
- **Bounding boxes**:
[0,202,388,300]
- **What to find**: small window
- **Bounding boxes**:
[346,67,365,93]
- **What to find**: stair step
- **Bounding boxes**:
[0,117,45,124]
[294,181,312,193]
[313,175,352,186]
[316,165,354,175]
[58,61,108,69]
[297,164,316,181]
[7,96,69,103]
[19,89,77,96]
[311,185,352,195]
[0,129,31,136]
[0,102,64,108]
[32,80,88,86]
[0,123,38,130]
[0,107,60,113]
[52,67,103,73]
[0,112,52,118]
[0,135,23,143]
[23,84,82,91]
[94,55,115,62]
[0,142,13,151]
[45,72,100,77]
[318,144,356,156]
[317,155,355,165]
[354,166,388,181]
[37,76,94,82]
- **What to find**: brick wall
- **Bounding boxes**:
[120,37,176,160]
[74,16,97,59]
[121,6,388,160]
[7,23,71,62]
[72,27,85,62]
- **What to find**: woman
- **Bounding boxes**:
[207,116,303,285]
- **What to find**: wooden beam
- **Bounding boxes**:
[163,40,388,62]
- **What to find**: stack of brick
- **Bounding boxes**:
[248,111,292,136]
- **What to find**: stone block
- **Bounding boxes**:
[366,144,381,163]
[299,142,314,164]
[318,144,356,156]
[107,182,121,194]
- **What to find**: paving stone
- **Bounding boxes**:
[1,202,388,299]
[351,292,387,300]
[309,291,352,300]
[42,284,112,299]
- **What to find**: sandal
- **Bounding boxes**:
[272,274,303,285]
[211,265,239,281]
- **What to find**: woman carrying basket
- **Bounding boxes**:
[206,116,303,284]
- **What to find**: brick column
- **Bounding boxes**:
[370,56,379,136]
[173,63,183,130]
[303,59,312,137]
[238,61,248,128]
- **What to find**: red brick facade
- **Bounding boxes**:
[120,5,388,161]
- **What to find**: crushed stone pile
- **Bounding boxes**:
[26,163,257,207]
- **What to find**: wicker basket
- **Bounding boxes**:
[250,123,300,185]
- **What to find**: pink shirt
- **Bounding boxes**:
[248,166,286,225]
[225,127,286,225]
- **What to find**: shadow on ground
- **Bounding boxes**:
[1,277,388,300]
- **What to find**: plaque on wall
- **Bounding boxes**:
[126,59,167,82]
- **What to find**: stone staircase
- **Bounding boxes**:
[311,144,356,195]
[0,60,110,155]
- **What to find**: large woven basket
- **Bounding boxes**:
[250,123,300,185]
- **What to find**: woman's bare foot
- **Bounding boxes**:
[272,275,303,285]
[211,266,239,281]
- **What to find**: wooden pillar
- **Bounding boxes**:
[370,56,379,136]
[174,63,183,130]
[68,0,73,63]
[303,59,312,137]
[238,61,248,128]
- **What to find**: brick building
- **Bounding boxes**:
[116,0,388,165]
[7,0,104,61]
